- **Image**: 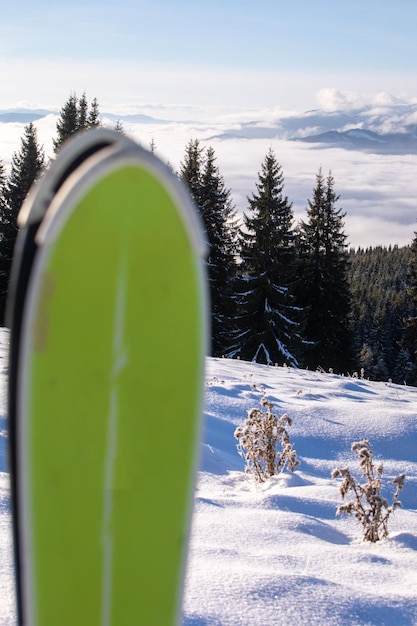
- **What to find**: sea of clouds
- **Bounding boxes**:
[1,92,417,250]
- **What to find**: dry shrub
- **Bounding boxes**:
[332,440,406,542]
[234,397,299,483]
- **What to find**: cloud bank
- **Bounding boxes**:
[315,88,416,112]
[1,98,417,250]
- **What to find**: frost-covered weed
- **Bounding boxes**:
[332,440,406,542]
[234,397,299,483]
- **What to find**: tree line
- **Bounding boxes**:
[1,92,417,384]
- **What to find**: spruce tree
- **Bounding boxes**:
[5,123,45,217]
[297,169,352,372]
[180,141,239,355]
[0,161,6,202]
[0,123,45,323]
[0,162,8,320]
[54,92,101,152]
[77,91,88,128]
[199,147,239,356]
[114,120,125,134]
[87,97,101,128]
[230,148,301,365]
[53,92,79,151]
[179,139,204,208]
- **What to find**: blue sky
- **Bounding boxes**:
[1,1,417,249]
[1,0,417,111]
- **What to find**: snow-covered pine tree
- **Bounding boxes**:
[180,141,239,356]
[5,123,45,217]
[0,123,45,323]
[0,161,8,322]
[0,162,6,208]
[229,148,301,366]
[199,147,239,356]
[297,169,353,372]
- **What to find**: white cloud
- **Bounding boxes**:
[1,111,417,251]
[316,87,417,113]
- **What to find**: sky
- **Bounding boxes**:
[1,1,417,249]
[1,0,417,112]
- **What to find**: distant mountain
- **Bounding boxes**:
[0,108,172,126]
[209,103,417,155]
[102,112,170,124]
[292,128,417,154]
[3,103,417,154]
[0,108,55,123]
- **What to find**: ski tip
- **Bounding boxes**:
[32,129,208,259]
[18,128,133,229]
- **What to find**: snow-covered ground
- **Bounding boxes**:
[0,329,14,626]
[1,328,417,625]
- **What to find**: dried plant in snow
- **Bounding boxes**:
[332,440,406,542]
[234,397,300,483]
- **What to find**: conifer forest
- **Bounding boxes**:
[1,93,417,385]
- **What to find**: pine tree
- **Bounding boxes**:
[230,149,301,365]
[87,97,101,128]
[5,123,45,217]
[180,141,239,355]
[199,147,239,356]
[0,161,6,200]
[297,169,352,372]
[53,92,79,152]
[77,91,88,128]
[0,161,8,318]
[54,92,101,152]
[114,120,125,134]
[0,123,45,323]
[179,139,204,208]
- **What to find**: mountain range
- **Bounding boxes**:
[293,127,417,154]
[208,103,417,155]
[0,108,167,125]
[0,109,52,124]
[2,103,417,155]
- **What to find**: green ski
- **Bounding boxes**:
[8,129,207,625]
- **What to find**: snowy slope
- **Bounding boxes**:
[1,330,417,625]
[183,359,417,625]
[0,329,15,626]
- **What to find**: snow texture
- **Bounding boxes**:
[1,329,417,625]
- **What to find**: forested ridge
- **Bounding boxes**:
[1,93,416,384]
[349,244,415,383]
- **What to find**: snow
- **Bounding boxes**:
[1,329,417,625]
